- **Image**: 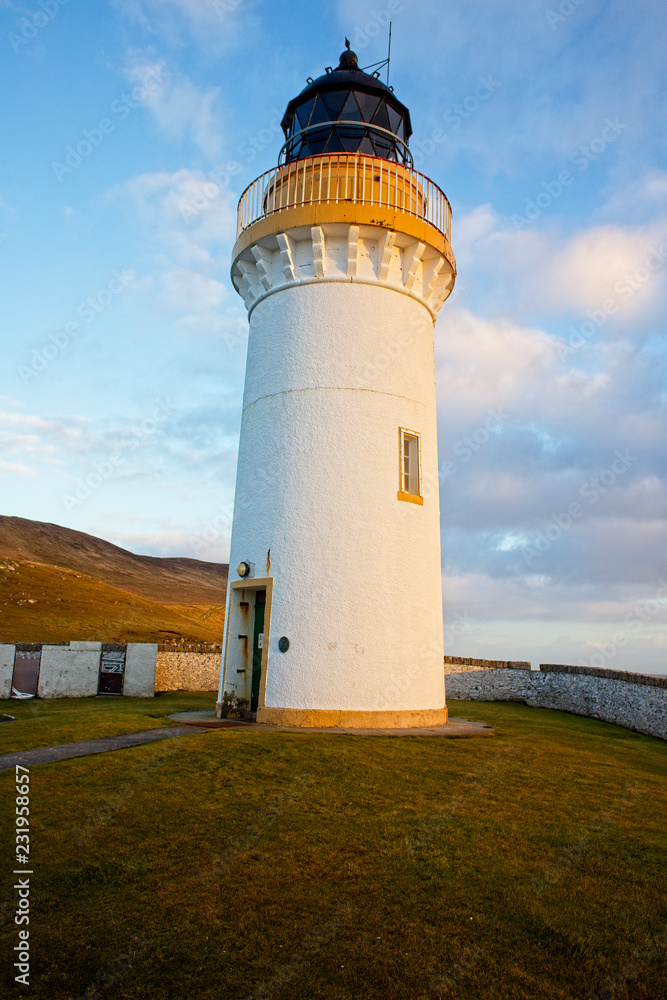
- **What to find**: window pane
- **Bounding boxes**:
[309,94,331,126]
[372,135,394,158]
[358,134,376,155]
[402,432,420,495]
[322,90,348,120]
[339,133,362,152]
[387,106,404,134]
[372,100,391,132]
[355,92,380,122]
[323,133,345,153]
[288,137,303,159]
[340,91,363,122]
[303,131,329,155]
[295,97,316,129]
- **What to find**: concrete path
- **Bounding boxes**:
[169,711,494,738]
[0,725,205,772]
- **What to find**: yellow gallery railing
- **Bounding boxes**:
[236,153,452,243]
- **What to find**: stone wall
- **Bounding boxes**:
[443,656,531,674]
[444,659,667,741]
[155,643,221,692]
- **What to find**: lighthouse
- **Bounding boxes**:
[217,43,456,727]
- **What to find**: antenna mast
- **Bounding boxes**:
[386,21,392,85]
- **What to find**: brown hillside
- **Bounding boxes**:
[0,559,226,643]
[0,515,228,604]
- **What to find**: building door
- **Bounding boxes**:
[11,645,42,698]
[98,645,126,695]
[251,589,266,712]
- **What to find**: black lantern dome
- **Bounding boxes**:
[280,42,413,165]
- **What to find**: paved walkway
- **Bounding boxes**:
[169,711,494,738]
[0,725,205,772]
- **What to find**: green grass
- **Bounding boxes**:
[1,700,666,999]
[0,691,216,753]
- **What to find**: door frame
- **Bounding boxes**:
[222,577,273,711]
[250,589,266,712]
[98,644,127,696]
[11,644,42,699]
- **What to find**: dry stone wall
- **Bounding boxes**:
[155,643,221,692]
[443,656,531,674]
[444,659,667,741]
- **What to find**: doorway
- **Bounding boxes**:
[11,644,42,699]
[222,578,272,713]
[251,589,266,712]
[98,644,126,695]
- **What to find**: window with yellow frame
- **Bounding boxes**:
[398,427,423,505]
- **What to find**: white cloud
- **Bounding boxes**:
[116,168,241,334]
[433,293,667,607]
[548,225,667,317]
[120,168,237,259]
[0,399,239,493]
[105,526,230,561]
[602,169,667,226]
[0,412,86,452]
[451,202,667,329]
[111,0,249,51]
[158,267,227,330]
[124,0,233,25]
[123,53,223,158]
[0,461,35,476]
[435,306,564,424]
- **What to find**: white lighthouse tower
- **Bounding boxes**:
[217,43,456,727]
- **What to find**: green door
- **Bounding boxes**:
[251,589,266,712]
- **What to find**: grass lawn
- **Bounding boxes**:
[1,699,666,999]
[0,691,216,754]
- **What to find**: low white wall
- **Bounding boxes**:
[38,642,102,699]
[0,644,15,699]
[124,644,158,697]
[1,642,160,699]
[444,661,667,741]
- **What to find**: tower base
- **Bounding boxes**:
[256,706,448,729]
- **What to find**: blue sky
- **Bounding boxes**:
[1,0,666,672]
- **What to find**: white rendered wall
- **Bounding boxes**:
[38,642,101,699]
[223,279,445,713]
[0,644,15,699]
[123,643,158,697]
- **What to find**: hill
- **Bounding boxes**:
[0,516,228,643]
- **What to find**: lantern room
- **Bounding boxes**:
[280,41,413,164]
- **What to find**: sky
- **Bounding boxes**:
[1,0,666,673]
